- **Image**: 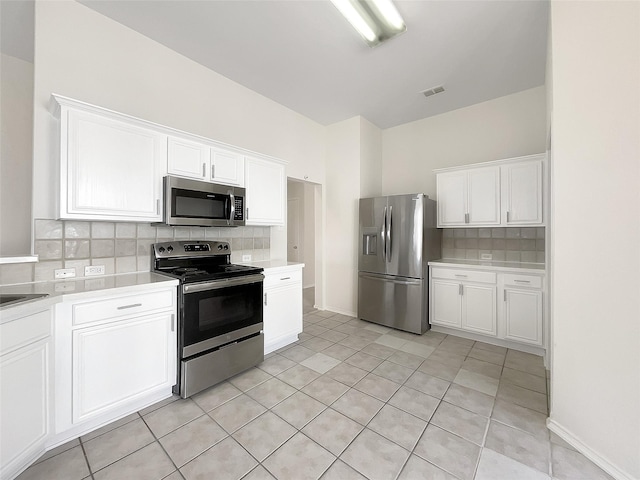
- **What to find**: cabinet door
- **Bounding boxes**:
[462,284,497,335]
[467,167,500,225]
[437,171,467,226]
[503,288,543,345]
[263,284,302,354]
[211,148,244,186]
[72,313,175,423]
[0,340,49,476]
[64,109,166,221]
[245,157,285,225]
[430,280,462,328]
[502,160,543,225]
[167,136,209,180]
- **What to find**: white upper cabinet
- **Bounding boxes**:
[167,136,210,181]
[210,148,244,186]
[54,96,166,222]
[436,154,545,227]
[167,137,245,187]
[245,156,286,226]
[501,159,543,225]
[437,166,500,226]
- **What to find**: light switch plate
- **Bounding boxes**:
[480,253,493,260]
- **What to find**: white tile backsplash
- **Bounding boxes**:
[443,228,544,264]
[1,219,272,284]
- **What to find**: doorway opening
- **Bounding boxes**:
[287,178,322,313]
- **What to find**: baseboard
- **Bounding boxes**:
[430,325,545,357]
[323,305,357,318]
[546,418,636,480]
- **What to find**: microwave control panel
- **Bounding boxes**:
[234,196,244,220]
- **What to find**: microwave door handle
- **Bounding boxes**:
[228,192,235,225]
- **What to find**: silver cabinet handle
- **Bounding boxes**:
[514,279,531,284]
[171,314,175,332]
[117,303,142,310]
[156,199,160,215]
[212,164,216,179]
[264,293,268,306]
[202,163,206,177]
[280,277,291,281]
[465,213,470,224]
[246,207,249,220]
[459,284,463,295]
[454,274,468,278]
[507,211,511,223]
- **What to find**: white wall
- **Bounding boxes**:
[548,3,640,480]
[381,86,547,198]
[31,0,326,224]
[360,117,382,198]
[1,53,33,256]
[325,117,361,316]
[303,182,316,288]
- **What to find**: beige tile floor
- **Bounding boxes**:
[18,310,614,480]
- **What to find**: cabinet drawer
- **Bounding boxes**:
[431,268,496,284]
[502,273,543,289]
[264,269,302,289]
[1,310,51,355]
[72,290,174,326]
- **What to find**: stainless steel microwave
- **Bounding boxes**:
[162,176,245,227]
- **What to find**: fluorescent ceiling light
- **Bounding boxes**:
[330,0,407,47]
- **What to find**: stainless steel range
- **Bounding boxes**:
[152,240,264,398]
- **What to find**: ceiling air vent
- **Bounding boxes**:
[421,85,445,98]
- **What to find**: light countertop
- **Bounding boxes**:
[240,260,305,272]
[428,259,545,274]
[0,272,178,319]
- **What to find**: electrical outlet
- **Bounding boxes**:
[84,278,106,290]
[480,253,493,260]
[242,254,252,262]
[54,268,76,279]
[85,265,105,276]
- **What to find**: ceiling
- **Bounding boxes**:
[2,0,549,129]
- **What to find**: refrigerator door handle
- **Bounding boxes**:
[359,273,422,286]
[381,206,387,262]
[387,205,392,262]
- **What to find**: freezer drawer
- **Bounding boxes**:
[358,272,428,334]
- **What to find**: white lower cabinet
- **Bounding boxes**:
[430,265,544,350]
[502,281,543,346]
[430,268,497,335]
[55,285,177,439]
[72,313,174,424]
[262,265,303,354]
[0,307,52,480]
[462,284,497,335]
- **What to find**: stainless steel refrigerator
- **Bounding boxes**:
[358,194,441,334]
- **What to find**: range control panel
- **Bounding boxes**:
[152,241,230,258]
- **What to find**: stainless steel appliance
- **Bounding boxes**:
[358,194,441,334]
[162,176,246,227]
[152,241,264,398]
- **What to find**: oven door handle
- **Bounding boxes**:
[183,274,264,294]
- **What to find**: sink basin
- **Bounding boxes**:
[0,293,48,308]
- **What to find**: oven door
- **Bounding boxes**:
[180,274,264,357]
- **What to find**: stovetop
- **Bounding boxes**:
[151,240,263,284]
